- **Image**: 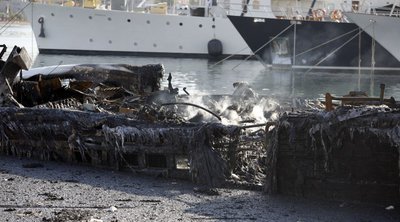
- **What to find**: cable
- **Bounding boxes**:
[232,23,294,70]
[305,22,374,73]
[296,27,359,57]
[0,2,32,35]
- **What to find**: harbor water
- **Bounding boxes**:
[3,23,400,103]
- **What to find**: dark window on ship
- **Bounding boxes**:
[147,20,151,24]
[212,25,215,28]
[179,22,183,26]
[108,17,112,21]
[352,1,360,12]
[69,14,73,18]
[89,16,92,19]
[166,21,170,25]
[199,24,202,28]
[127,19,131,22]
[51,13,54,16]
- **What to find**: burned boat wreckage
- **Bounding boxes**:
[0,45,399,204]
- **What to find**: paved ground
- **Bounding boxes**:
[0,155,398,222]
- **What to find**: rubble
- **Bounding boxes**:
[265,106,400,204]
[0,45,271,189]
[2,45,399,205]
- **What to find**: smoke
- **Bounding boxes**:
[169,82,281,127]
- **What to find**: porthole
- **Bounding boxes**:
[212,25,215,28]
[179,45,183,49]
[108,40,112,44]
[179,22,183,26]
[153,43,157,47]
[51,13,55,16]
[166,21,170,25]
[89,38,93,42]
[89,16,92,19]
[199,24,202,28]
[108,17,112,21]
[69,14,73,18]
[134,42,138,46]
[127,19,131,22]
[147,20,150,24]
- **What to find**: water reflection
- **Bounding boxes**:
[30,53,400,101]
[5,24,400,103]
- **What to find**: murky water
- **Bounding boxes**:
[3,23,400,102]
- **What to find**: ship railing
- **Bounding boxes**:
[370,7,400,17]
[220,2,273,17]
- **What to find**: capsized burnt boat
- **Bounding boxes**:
[1,45,273,188]
[2,45,400,204]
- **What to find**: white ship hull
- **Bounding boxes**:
[345,12,400,62]
[23,3,252,58]
[23,1,391,58]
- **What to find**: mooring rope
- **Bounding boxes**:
[211,46,250,67]
[0,2,32,35]
[232,23,294,70]
[304,31,362,73]
[296,27,360,57]
[305,22,374,73]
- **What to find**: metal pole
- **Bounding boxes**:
[358,27,361,91]
[293,22,296,67]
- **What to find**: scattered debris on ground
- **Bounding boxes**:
[1,45,399,207]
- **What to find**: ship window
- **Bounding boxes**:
[127,19,131,22]
[108,17,112,21]
[352,1,360,12]
[166,21,170,25]
[69,14,73,18]
[212,25,215,28]
[147,20,151,24]
[179,45,183,49]
[134,42,138,46]
[108,40,112,44]
[89,16,92,19]
[199,24,202,28]
[153,43,157,47]
[179,22,183,26]
[89,38,93,42]
[51,13,54,16]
